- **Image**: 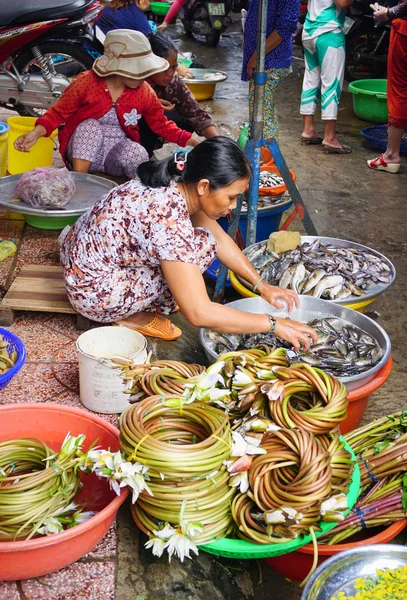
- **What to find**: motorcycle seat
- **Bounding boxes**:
[0,0,94,28]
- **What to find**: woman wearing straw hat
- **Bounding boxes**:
[14,30,198,179]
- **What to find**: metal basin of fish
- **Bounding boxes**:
[199,296,391,390]
[236,236,396,307]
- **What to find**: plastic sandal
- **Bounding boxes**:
[367,154,400,174]
[114,313,182,341]
[300,135,323,145]
[322,143,352,154]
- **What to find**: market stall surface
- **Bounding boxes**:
[1,23,407,600]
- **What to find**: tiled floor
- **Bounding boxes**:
[0,211,119,598]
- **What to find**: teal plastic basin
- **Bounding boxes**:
[348,79,388,123]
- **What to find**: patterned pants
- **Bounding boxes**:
[300,30,346,121]
[249,67,292,142]
[66,111,148,179]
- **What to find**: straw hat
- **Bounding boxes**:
[93,29,169,80]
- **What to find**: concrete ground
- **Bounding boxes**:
[0,19,406,600]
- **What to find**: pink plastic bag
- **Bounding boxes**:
[15,167,76,208]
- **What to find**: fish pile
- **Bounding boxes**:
[203,72,225,80]
[205,317,383,378]
[245,239,392,300]
[259,172,284,189]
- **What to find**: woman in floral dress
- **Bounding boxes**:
[60,137,316,348]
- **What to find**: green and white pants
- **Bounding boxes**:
[300,30,346,120]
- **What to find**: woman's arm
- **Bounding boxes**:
[191,211,299,311]
[389,0,407,19]
[142,85,195,146]
[161,0,188,26]
[161,260,316,349]
[163,75,218,137]
[35,72,88,136]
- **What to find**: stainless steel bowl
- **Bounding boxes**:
[237,236,396,306]
[301,544,407,600]
[0,173,116,217]
[180,68,227,84]
[199,296,391,390]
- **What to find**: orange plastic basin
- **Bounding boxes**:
[261,147,275,167]
[264,519,407,582]
[0,403,129,581]
[259,165,297,196]
[339,356,393,434]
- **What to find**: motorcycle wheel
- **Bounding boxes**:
[345,28,387,82]
[12,41,94,117]
[205,30,221,47]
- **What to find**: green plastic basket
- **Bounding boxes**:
[150,2,171,16]
[348,79,388,124]
[199,438,360,559]
[24,214,80,230]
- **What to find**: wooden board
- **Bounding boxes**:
[1,265,76,314]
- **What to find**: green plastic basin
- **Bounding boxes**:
[24,214,80,230]
[348,79,388,123]
[150,2,171,16]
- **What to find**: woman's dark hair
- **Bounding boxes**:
[137,137,251,189]
[148,32,177,58]
[110,0,133,9]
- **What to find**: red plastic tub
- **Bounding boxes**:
[264,519,407,582]
[0,403,129,581]
[339,356,393,434]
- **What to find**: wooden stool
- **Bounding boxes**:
[0,265,93,330]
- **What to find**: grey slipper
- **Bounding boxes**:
[300,135,323,145]
[322,143,352,154]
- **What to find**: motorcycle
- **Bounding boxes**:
[181,0,246,47]
[344,0,390,82]
[0,0,103,116]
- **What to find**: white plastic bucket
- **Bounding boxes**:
[76,326,147,414]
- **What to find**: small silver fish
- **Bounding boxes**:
[302,269,326,294]
[279,266,296,289]
[313,275,344,299]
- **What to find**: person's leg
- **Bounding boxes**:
[317,31,349,151]
[300,36,321,139]
[66,119,105,173]
[368,27,407,171]
[105,140,149,179]
[262,67,292,143]
[137,117,160,158]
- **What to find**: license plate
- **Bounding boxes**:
[343,16,354,35]
[208,3,225,16]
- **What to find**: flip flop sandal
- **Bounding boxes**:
[322,143,352,154]
[114,314,182,341]
[367,154,400,174]
[300,135,323,145]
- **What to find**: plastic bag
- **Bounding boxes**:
[15,167,76,208]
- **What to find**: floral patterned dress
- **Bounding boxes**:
[60,179,216,322]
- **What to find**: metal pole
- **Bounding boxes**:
[245,0,269,247]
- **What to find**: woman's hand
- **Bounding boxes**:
[257,281,300,312]
[176,64,193,78]
[246,52,257,78]
[158,22,169,31]
[370,4,389,21]
[14,125,46,152]
[274,318,318,351]
[159,98,176,112]
[186,137,199,147]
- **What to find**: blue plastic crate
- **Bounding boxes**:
[0,328,26,391]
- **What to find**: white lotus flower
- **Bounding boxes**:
[231,431,266,457]
[153,524,176,540]
[72,510,96,525]
[321,493,348,516]
[262,381,285,402]
[145,536,167,558]
[232,369,253,387]
[208,389,231,401]
[264,507,303,525]
[165,531,199,563]
[53,502,78,517]
[36,517,63,535]
[182,522,204,538]
[229,471,250,493]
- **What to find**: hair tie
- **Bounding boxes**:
[173,149,190,171]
